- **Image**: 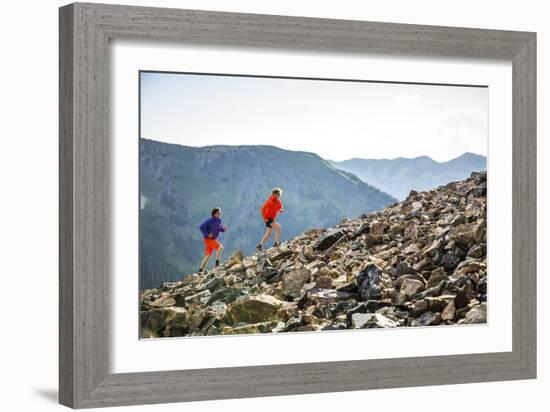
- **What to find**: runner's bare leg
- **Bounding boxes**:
[215,244,224,261]
[199,253,211,271]
[273,222,281,244]
[260,227,272,246]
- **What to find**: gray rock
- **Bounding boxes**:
[307,288,356,304]
[150,295,176,308]
[454,289,471,309]
[395,274,426,289]
[441,301,456,321]
[410,297,448,317]
[207,287,247,305]
[400,279,425,299]
[450,222,485,250]
[395,261,415,275]
[185,290,211,305]
[203,277,226,292]
[351,313,398,328]
[356,263,382,301]
[141,307,188,337]
[426,267,447,288]
[261,266,281,283]
[352,223,370,238]
[440,252,461,272]
[270,249,295,262]
[410,311,441,327]
[467,244,484,258]
[282,266,312,299]
[463,303,487,324]
[313,229,346,251]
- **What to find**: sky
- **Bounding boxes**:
[140,72,488,162]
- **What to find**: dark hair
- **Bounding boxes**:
[211,207,221,217]
[272,187,282,196]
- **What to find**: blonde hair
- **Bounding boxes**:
[272,187,283,196]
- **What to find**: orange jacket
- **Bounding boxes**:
[261,195,282,220]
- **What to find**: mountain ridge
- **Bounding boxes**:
[330,152,486,200]
[140,139,396,289]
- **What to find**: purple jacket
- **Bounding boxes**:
[199,217,225,240]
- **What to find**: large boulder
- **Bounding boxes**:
[313,229,346,251]
[141,307,188,337]
[227,294,283,324]
[356,263,382,301]
[463,303,487,324]
[281,266,312,299]
[400,278,425,299]
[426,267,447,288]
[203,276,226,292]
[370,221,388,236]
[450,222,486,250]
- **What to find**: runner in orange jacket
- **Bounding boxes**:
[256,188,284,251]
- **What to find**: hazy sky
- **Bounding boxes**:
[140,72,488,162]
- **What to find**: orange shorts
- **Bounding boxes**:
[204,238,221,255]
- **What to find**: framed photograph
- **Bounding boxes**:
[59,3,536,408]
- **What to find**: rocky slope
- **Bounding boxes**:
[140,171,487,338]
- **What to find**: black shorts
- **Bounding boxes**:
[265,219,275,228]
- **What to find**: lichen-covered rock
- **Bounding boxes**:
[207,287,247,305]
[141,306,188,337]
[227,294,283,324]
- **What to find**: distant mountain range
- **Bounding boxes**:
[330,152,486,200]
[140,139,396,290]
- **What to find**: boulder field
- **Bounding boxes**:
[140,171,487,338]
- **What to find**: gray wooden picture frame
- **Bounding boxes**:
[59,2,537,409]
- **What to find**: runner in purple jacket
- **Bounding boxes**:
[198,207,227,273]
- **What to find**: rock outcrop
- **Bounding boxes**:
[140,172,487,338]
